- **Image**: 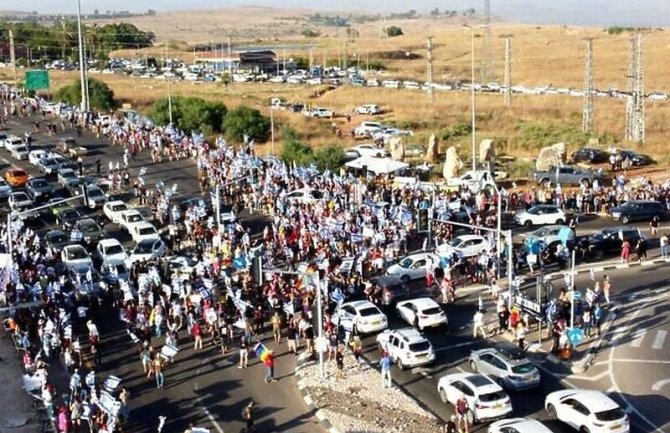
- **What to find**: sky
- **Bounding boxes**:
[3,0,670,27]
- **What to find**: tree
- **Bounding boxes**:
[55,77,117,111]
[430,7,440,16]
[149,96,227,134]
[280,127,313,166]
[385,26,404,37]
[301,29,321,38]
[146,9,157,16]
[223,106,271,142]
[313,144,345,171]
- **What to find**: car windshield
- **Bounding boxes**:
[32,180,48,187]
[112,204,127,212]
[409,341,430,352]
[136,240,155,254]
[422,307,442,315]
[62,171,75,179]
[81,224,98,233]
[359,307,380,317]
[511,363,535,374]
[398,258,413,268]
[479,391,507,402]
[67,248,88,260]
[48,232,67,242]
[595,408,625,422]
[105,245,124,255]
[448,238,464,247]
[139,227,156,235]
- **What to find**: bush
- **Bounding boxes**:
[149,96,226,134]
[385,26,404,37]
[313,144,345,171]
[223,106,271,142]
[56,77,117,111]
[513,121,593,150]
[301,29,321,38]
[280,133,313,167]
[440,121,472,141]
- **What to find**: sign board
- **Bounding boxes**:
[513,294,542,316]
[567,327,584,345]
[25,70,50,91]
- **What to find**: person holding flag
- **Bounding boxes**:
[254,342,277,383]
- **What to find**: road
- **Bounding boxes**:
[4,111,670,432]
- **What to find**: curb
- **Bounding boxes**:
[527,257,670,285]
[294,355,342,433]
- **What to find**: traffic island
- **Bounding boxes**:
[295,353,442,433]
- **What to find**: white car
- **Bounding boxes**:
[62,244,93,270]
[4,135,22,152]
[310,107,333,118]
[545,390,629,433]
[488,418,554,433]
[130,222,160,243]
[354,121,383,138]
[348,144,388,158]
[85,185,107,208]
[376,328,435,370]
[332,300,388,334]
[437,373,513,424]
[386,252,438,282]
[103,200,130,224]
[11,144,30,160]
[36,157,61,175]
[29,149,51,166]
[354,104,381,115]
[9,191,34,211]
[514,205,566,227]
[396,298,447,331]
[96,238,128,264]
[127,238,167,266]
[285,188,323,205]
[436,234,491,258]
[119,209,146,233]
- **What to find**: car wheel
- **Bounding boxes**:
[439,388,448,403]
[621,215,630,225]
[467,410,476,425]
[555,219,565,225]
[469,360,478,372]
[523,220,533,227]
[375,152,382,157]
[546,404,557,419]
[400,275,410,283]
[579,427,590,433]
[397,358,405,370]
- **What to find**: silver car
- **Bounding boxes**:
[468,345,541,391]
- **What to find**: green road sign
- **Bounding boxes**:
[25,70,50,91]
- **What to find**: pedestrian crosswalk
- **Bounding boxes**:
[627,329,668,350]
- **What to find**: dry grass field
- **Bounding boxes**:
[6,7,670,166]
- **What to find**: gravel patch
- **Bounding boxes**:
[299,355,443,433]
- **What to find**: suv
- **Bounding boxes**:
[578,226,642,260]
[514,205,566,227]
[609,200,666,224]
[376,328,435,370]
[468,344,541,391]
[372,275,411,306]
[437,373,513,424]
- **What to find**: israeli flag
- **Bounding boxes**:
[139,166,147,176]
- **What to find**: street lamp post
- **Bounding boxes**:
[270,106,275,156]
[76,0,88,111]
[464,24,477,172]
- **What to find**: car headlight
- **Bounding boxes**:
[611,212,620,218]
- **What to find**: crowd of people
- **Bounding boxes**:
[1,81,669,433]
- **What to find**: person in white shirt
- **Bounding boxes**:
[473,309,487,338]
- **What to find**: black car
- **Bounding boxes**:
[609,200,666,224]
[75,218,105,245]
[45,229,71,250]
[578,227,642,260]
[571,148,608,164]
[56,207,84,230]
[620,150,653,166]
[26,177,54,202]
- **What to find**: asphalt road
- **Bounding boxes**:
[4,111,670,433]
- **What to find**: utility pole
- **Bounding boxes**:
[309,47,314,72]
[342,40,348,73]
[625,33,645,143]
[282,49,286,74]
[76,0,89,111]
[426,36,434,102]
[582,38,594,134]
[165,45,173,125]
[322,49,326,69]
[227,36,232,73]
[503,36,512,105]
[366,50,370,74]
[8,29,16,84]
[481,0,494,83]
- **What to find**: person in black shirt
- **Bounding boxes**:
[335,345,345,380]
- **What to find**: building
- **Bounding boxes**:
[238,50,277,73]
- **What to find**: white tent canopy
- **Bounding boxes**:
[345,156,409,175]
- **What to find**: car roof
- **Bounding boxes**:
[453,234,485,241]
[99,238,122,247]
[492,418,550,431]
[400,297,439,309]
[106,200,126,207]
[388,328,428,343]
[343,300,378,310]
[441,373,500,391]
[134,222,155,229]
[64,244,86,251]
[558,390,620,411]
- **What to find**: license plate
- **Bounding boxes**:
[416,354,427,359]
[495,403,502,408]
[373,320,381,325]
[610,424,621,430]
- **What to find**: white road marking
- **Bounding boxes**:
[652,330,667,349]
[194,380,225,433]
[651,378,670,391]
[610,358,670,365]
[630,330,646,348]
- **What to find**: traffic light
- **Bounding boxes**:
[417,208,429,232]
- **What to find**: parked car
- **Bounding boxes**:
[354,104,381,115]
[437,373,513,424]
[4,167,29,187]
[96,238,128,264]
[376,328,435,370]
[571,148,608,164]
[619,149,653,166]
[36,157,62,175]
[4,135,22,151]
[24,178,51,202]
[285,188,323,204]
[61,244,93,270]
[545,390,629,433]
[9,191,34,211]
[469,344,541,391]
[609,200,666,224]
[578,226,642,259]
[75,218,105,245]
[488,418,554,433]
[11,144,30,160]
[0,178,12,199]
[395,297,447,331]
[56,207,84,230]
[127,238,167,266]
[532,165,603,187]
[103,200,130,223]
[514,205,567,227]
[354,121,384,138]
[130,222,160,243]
[347,144,388,158]
[57,168,79,189]
[29,149,51,166]
[332,300,388,334]
[436,234,491,258]
[119,209,146,233]
[306,107,333,118]
[45,230,70,250]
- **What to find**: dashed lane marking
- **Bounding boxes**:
[630,330,646,348]
[651,330,667,350]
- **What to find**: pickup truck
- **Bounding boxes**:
[447,170,498,191]
[532,165,603,187]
